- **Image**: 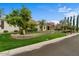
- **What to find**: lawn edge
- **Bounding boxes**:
[0,33,79,56]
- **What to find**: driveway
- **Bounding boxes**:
[14,35,79,56]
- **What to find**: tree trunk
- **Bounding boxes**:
[19,27,25,35]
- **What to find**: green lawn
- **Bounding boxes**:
[0,32,66,52]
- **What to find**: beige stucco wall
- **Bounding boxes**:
[0,21,19,33]
[0,21,47,33]
[36,25,47,32]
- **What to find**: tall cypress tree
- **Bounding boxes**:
[73,16,75,32]
[70,16,72,27]
[76,15,79,32]
[66,17,70,31]
[67,17,70,26]
[64,17,67,30]
[69,16,73,32]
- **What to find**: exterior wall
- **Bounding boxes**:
[36,22,55,32]
[0,21,19,33]
[36,25,47,32]
[36,25,41,31]
[47,22,55,30]
[0,21,55,33]
[36,22,47,32]
[43,25,47,31]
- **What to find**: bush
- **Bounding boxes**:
[14,30,18,32]
[28,28,38,32]
[13,30,19,34]
[4,30,8,33]
[62,30,71,33]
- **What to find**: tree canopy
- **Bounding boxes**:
[6,6,36,34]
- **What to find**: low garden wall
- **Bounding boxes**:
[11,33,43,39]
[11,30,54,39]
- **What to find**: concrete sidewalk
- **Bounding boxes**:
[0,33,79,56]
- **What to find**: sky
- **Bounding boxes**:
[0,3,79,23]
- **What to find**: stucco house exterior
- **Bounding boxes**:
[0,19,55,33]
[47,22,55,30]
[36,22,47,31]
[0,20,19,33]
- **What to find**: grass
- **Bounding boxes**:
[0,32,66,52]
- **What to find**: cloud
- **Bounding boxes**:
[74,8,79,13]
[58,6,72,12]
[64,11,78,17]
[47,20,59,24]
[63,7,79,17]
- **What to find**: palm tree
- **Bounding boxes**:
[39,20,46,31]
[76,15,79,32]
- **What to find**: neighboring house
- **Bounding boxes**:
[47,22,55,30]
[0,20,19,33]
[0,20,56,33]
[36,22,47,31]
[55,23,62,31]
[36,22,55,31]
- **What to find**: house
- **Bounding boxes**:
[36,21,47,31]
[47,22,55,30]
[0,20,56,33]
[36,22,55,31]
[0,20,19,33]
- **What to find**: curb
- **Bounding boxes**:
[0,33,79,56]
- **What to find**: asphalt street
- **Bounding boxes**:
[14,35,79,56]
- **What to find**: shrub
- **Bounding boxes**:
[4,30,8,33]
[14,30,18,32]
[28,28,38,33]
[62,30,71,33]
[13,30,19,34]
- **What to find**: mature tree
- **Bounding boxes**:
[6,6,32,34]
[19,6,32,33]
[27,20,37,32]
[6,9,20,26]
